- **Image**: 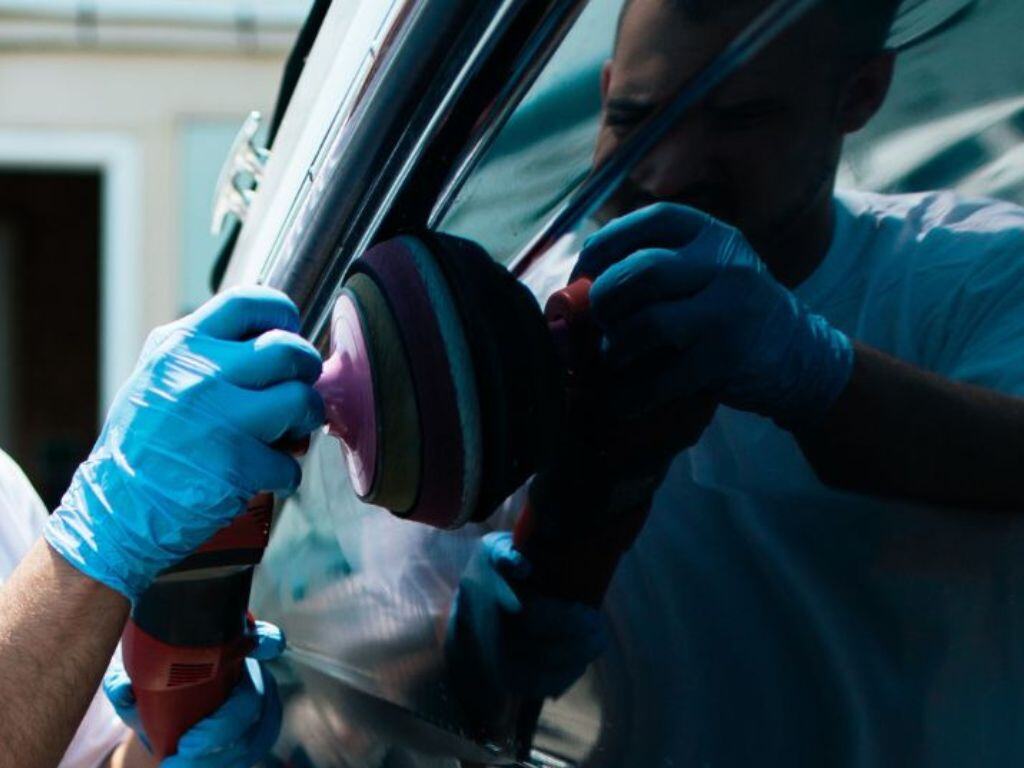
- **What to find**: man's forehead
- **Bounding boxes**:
[611,0,834,105]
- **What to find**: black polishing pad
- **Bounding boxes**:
[420,232,565,522]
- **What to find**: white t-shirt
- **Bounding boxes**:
[0,450,128,767]
[595,190,1024,767]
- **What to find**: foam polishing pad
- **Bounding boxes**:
[316,288,378,497]
[403,237,482,527]
[421,232,565,522]
[353,236,481,529]
[344,273,421,513]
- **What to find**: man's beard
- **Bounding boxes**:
[598,161,835,261]
[598,179,740,229]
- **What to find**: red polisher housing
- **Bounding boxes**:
[122,619,253,758]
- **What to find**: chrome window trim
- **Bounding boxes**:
[221,0,404,290]
[223,0,596,347]
[426,0,591,231]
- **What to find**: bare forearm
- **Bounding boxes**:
[795,343,1024,510]
[0,538,129,768]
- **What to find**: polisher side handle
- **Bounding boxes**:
[509,277,654,607]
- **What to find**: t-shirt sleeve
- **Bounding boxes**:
[0,450,49,576]
[926,206,1024,396]
[57,685,129,768]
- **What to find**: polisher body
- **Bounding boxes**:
[122,493,271,758]
[317,235,654,605]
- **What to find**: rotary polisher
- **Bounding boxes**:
[317,234,663,603]
[126,232,669,757]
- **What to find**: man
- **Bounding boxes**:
[452,0,1024,764]
[0,287,324,767]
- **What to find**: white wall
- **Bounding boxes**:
[0,48,287,409]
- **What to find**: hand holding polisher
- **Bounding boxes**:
[122,445,308,759]
[127,230,699,759]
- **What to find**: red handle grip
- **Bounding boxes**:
[122,620,252,758]
[123,491,277,757]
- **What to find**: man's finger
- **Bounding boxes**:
[188,286,301,341]
[191,332,322,390]
[484,532,532,581]
[101,665,136,713]
[574,203,714,280]
[591,248,718,330]
[174,662,262,758]
[227,380,326,446]
[249,622,286,662]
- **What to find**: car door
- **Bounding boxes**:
[218,0,1024,765]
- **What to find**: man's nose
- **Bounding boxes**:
[631,118,710,199]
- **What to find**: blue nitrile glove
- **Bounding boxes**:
[446,532,608,700]
[104,621,286,767]
[577,203,854,428]
[44,287,325,601]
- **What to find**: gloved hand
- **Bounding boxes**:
[575,203,854,428]
[446,532,607,700]
[104,621,285,767]
[45,287,325,601]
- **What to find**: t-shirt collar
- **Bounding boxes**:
[792,190,865,307]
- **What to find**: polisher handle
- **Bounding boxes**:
[125,437,308,757]
[122,617,255,758]
[511,277,654,606]
[505,276,650,759]
[512,495,649,607]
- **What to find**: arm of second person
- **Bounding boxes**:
[0,539,129,768]
[793,343,1024,510]
[0,288,322,768]
[580,203,1024,511]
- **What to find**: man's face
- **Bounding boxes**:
[596,0,850,249]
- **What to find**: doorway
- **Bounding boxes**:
[0,171,101,509]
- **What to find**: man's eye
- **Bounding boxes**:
[712,106,778,130]
[605,105,655,133]
[605,115,646,138]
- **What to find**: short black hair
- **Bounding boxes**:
[614,0,900,62]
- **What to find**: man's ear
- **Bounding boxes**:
[837,51,896,134]
[601,60,613,107]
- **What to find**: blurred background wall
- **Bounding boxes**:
[0,0,310,506]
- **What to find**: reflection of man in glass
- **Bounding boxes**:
[595,0,898,284]
[453,0,1024,764]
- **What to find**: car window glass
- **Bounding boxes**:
[441,0,1024,295]
[841,0,1024,206]
[438,0,622,272]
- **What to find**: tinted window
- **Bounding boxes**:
[438,0,622,267]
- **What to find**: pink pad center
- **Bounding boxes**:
[316,292,377,497]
